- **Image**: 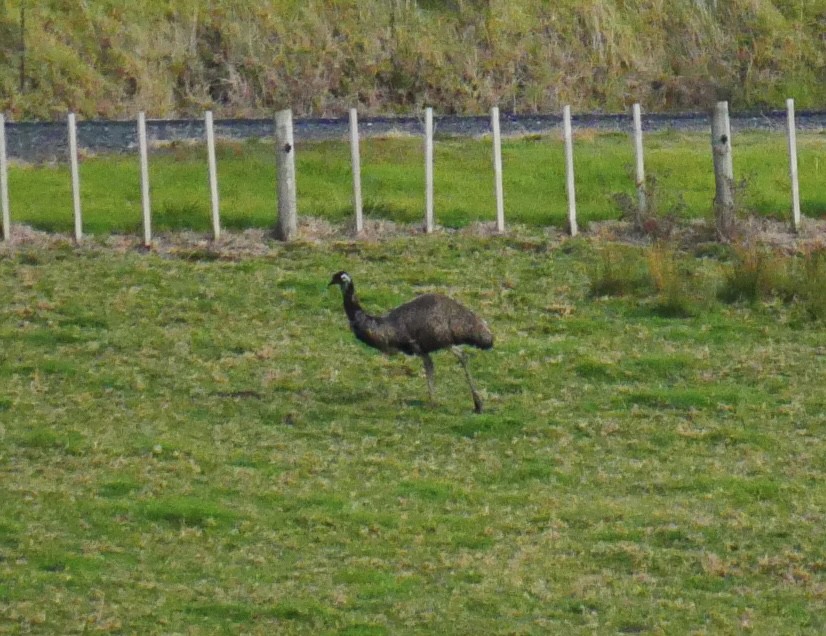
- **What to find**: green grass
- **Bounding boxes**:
[1,233,825,633]
[6,130,826,236]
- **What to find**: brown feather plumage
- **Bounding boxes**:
[328,271,493,412]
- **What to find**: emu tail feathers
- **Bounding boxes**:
[460,317,493,350]
[474,320,494,350]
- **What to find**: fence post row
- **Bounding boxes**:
[274,108,297,241]
[349,108,363,235]
[0,102,812,245]
[68,113,82,242]
[0,113,9,242]
[138,112,152,247]
[205,110,221,241]
[786,98,802,233]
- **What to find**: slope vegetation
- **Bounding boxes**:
[0,0,824,119]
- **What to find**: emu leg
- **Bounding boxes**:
[421,353,436,402]
[451,346,483,413]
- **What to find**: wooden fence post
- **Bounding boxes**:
[68,113,82,242]
[711,101,735,240]
[424,107,434,233]
[274,108,297,241]
[205,110,221,241]
[786,98,802,233]
[138,112,152,247]
[349,108,363,235]
[563,105,578,236]
[491,106,505,232]
[632,103,647,226]
[0,114,9,242]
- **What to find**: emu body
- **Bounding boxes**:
[329,271,493,412]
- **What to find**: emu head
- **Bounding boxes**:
[328,271,352,292]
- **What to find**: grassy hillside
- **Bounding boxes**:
[1,0,825,120]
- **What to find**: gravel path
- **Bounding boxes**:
[4,110,826,163]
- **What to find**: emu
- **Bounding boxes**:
[328,271,493,413]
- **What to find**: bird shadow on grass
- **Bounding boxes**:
[400,396,498,418]
[402,398,436,410]
[315,385,389,407]
[212,390,263,400]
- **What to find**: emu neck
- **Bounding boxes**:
[340,282,397,353]
[342,283,365,322]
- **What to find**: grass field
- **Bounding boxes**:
[5,130,826,236]
[1,228,825,633]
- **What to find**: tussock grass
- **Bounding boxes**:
[586,245,649,298]
[1,233,825,633]
[719,244,826,321]
[647,243,697,318]
[718,244,779,304]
